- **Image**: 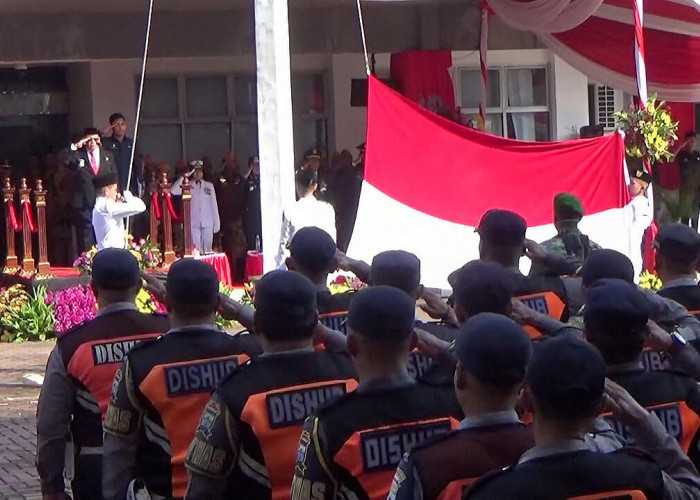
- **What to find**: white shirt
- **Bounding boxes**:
[92,191,146,250]
[171,177,220,232]
[626,193,653,281]
[277,196,337,267]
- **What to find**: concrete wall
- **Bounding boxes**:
[66,63,93,136]
[80,47,590,155]
[552,55,590,140]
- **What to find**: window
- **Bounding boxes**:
[138,73,328,169]
[593,85,616,130]
[457,66,551,141]
[292,74,329,164]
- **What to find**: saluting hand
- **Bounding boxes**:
[414,328,451,361]
[603,378,650,429]
[524,239,548,262]
[643,319,675,352]
[418,288,451,321]
[510,299,534,325]
[141,271,166,303]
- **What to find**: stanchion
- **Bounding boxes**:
[3,178,18,268]
[149,171,160,245]
[19,178,34,272]
[35,179,50,275]
[181,176,193,258]
[159,172,176,265]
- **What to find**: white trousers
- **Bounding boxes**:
[191,225,214,254]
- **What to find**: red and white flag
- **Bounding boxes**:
[349,77,632,288]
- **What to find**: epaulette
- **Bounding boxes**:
[463,465,515,497]
[123,334,166,358]
[56,318,93,342]
[615,447,656,464]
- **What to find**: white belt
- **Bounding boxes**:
[78,446,103,455]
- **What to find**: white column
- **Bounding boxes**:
[254,0,296,273]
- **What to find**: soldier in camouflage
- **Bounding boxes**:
[530,193,601,277]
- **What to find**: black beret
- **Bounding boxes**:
[92,172,119,189]
[289,227,336,273]
[91,248,140,291]
[254,270,317,324]
[348,286,415,342]
[527,334,605,410]
[448,260,514,314]
[456,313,531,387]
[166,258,219,305]
[655,223,700,262]
[630,168,653,184]
[584,278,650,337]
[476,209,527,247]
[304,148,322,160]
[370,251,421,293]
[580,249,634,286]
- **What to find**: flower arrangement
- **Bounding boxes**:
[136,288,167,314]
[74,246,98,276]
[639,271,662,292]
[128,235,162,270]
[328,274,365,295]
[1,286,55,343]
[46,285,97,334]
[614,94,679,165]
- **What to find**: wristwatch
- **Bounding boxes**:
[670,331,688,348]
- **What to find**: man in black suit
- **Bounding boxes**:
[61,127,117,254]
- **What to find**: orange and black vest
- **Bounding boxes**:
[511,273,569,340]
[315,382,462,500]
[217,350,358,499]
[57,309,169,451]
[410,423,533,500]
[127,328,262,499]
[317,290,354,334]
[606,367,700,464]
[465,449,664,499]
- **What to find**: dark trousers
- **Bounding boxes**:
[72,455,103,500]
[73,209,94,255]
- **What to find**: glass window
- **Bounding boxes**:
[185,122,231,166]
[186,77,228,118]
[506,68,547,108]
[295,118,327,164]
[460,69,499,109]
[234,121,259,171]
[138,124,182,165]
[141,78,179,120]
[235,76,257,116]
[506,112,550,141]
[292,74,326,115]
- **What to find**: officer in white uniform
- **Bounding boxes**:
[626,168,654,281]
[172,161,220,254]
[277,169,337,267]
[91,172,146,250]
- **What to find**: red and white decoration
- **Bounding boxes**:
[349,77,633,288]
[486,0,700,101]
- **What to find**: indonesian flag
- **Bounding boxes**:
[349,77,632,288]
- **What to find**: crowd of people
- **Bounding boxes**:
[34,169,700,498]
[12,113,364,280]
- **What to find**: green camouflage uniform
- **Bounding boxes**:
[531,228,602,277]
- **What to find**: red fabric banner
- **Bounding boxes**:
[553,17,700,86]
[365,75,628,227]
[390,50,456,114]
[151,192,161,220]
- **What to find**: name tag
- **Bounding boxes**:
[92,339,139,365]
[165,359,238,396]
[266,383,347,428]
[361,421,452,472]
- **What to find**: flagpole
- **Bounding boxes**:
[356,0,371,76]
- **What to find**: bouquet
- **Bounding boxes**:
[74,246,98,276]
[638,271,662,292]
[128,235,162,270]
[614,94,678,165]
